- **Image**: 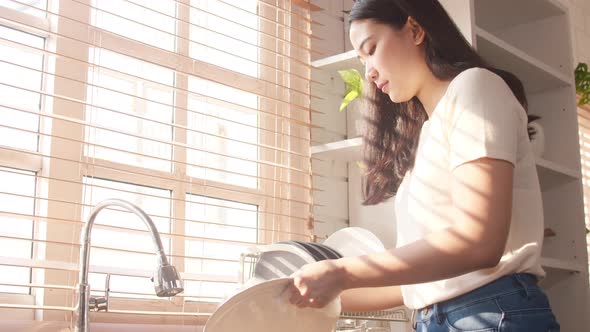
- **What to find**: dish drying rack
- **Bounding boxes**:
[238,244,408,324]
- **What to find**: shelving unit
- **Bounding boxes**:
[474,27,571,94]
[310,0,589,330]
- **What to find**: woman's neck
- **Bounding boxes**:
[417,75,452,119]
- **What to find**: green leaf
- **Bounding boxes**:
[339,90,359,112]
[338,69,362,88]
[337,69,363,111]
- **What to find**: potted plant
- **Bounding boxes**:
[575,62,590,106]
[337,68,363,112]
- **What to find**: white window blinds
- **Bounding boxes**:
[0,0,315,326]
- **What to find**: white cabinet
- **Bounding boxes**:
[310,0,589,330]
[439,1,589,329]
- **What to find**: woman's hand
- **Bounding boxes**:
[287,259,349,309]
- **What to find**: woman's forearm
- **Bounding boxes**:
[340,285,404,312]
[338,225,502,290]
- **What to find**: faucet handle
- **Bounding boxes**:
[89,296,108,312]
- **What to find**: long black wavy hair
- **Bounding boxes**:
[350,0,527,205]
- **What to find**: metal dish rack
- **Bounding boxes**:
[238,245,408,325]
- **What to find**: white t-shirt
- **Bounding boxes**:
[394,67,545,309]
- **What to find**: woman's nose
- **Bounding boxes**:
[365,65,377,83]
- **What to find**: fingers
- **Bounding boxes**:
[292,273,307,295]
[287,279,330,309]
[288,281,309,308]
[288,266,339,309]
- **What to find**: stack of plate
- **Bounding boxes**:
[250,228,385,283]
[204,227,386,332]
[251,240,343,282]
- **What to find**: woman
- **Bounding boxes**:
[288,0,561,331]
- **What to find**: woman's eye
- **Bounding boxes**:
[368,46,376,56]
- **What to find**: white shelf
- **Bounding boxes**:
[312,137,581,183]
[473,0,565,33]
[541,257,585,273]
[311,137,361,161]
[311,50,363,75]
[475,27,571,94]
[536,157,581,190]
[535,158,579,178]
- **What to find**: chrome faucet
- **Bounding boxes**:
[74,199,184,332]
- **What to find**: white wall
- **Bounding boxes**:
[558,0,590,65]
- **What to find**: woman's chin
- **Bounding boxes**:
[388,92,415,104]
[387,93,404,104]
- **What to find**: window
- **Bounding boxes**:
[0,26,44,152]
[0,0,312,325]
[0,167,36,294]
[186,77,259,188]
[81,0,266,305]
[91,0,176,51]
[188,0,259,77]
[86,48,174,172]
[1,0,47,18]
[184,194,258,301]
[0,24,45,296]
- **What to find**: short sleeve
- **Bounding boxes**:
[446,69,524,170]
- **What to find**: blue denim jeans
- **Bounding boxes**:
[413,273,560,331]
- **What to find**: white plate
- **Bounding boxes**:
[204,278,341,332]
[323,227,385,257]
[253,250,310,280]
[250,242,317,281]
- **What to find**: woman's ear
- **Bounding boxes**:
[407,16,426,45]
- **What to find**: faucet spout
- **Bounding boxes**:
[74,199,183,332]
